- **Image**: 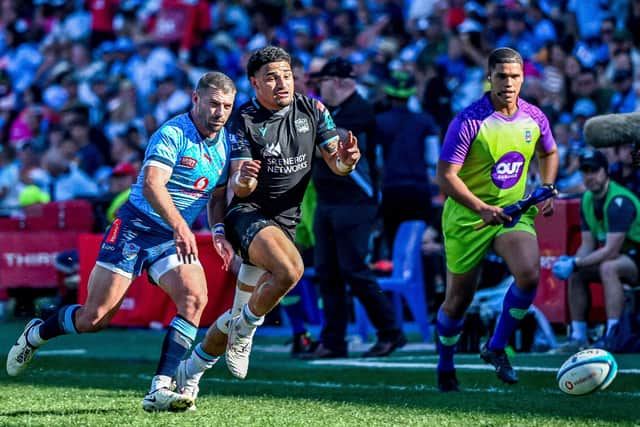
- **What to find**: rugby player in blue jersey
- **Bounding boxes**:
[6,71,237,412]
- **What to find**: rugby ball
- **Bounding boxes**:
[556,349,618,395]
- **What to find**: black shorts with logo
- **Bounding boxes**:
[225,202,299,261]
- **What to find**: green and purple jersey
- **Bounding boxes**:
[440,93,556,273]
[440,93,556,207]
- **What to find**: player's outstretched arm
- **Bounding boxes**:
[321,128,360,176]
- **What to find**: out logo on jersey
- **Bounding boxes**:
[181,157,197,169]
[194,177,209,190]
[491,151,525,189]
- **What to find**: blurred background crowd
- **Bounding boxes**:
[1,0,640,322]
[1,0,640,215]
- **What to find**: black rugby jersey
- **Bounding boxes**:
[228,93,338,215]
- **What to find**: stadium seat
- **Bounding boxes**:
[355,220,432,342]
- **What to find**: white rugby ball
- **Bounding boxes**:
[556,348,618,395]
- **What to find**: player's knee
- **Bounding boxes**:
[272,258,304,290]
[599,260,618,282]
[514,268,539,291]
[180,291,208,317]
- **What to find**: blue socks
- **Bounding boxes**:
[436,308,465,372]
[155,315,197,377]
[488,282,536,351]
[37,304,81,341]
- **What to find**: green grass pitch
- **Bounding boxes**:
[1,321,638,426]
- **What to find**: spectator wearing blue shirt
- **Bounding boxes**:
[609,68,637,113]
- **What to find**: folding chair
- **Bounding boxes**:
[355,220,431,342]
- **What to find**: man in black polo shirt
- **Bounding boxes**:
[302,57,406,359]
[175,47,362,393]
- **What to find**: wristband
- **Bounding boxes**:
[542,183,556,192]
[212,223,225,236]
[336,157,354,173]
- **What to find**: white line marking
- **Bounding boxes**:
[38,349,87,356]
[38,369,640,398]
[309,359,640,374]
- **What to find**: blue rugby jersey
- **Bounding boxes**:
[127,113,231,230]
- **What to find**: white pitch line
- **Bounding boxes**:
[38,349,88,356]
[309,359,640,375]
[35,369,640,398]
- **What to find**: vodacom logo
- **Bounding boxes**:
[194,177,209,190]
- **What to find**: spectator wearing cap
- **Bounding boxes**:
[105,162,137,223]
[303,57,407,359]
[609,67,637,113]
[375,70,439,247]
[552,149,640,353]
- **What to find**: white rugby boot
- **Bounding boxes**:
[142,375,194,412]
[175,360,201,411]
[225,316,257,379]
[6,318,44,376]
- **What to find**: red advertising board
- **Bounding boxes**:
[0,231,82,289]
[534,198,605,324]
[77,233,236,328]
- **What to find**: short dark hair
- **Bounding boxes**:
[196,71,236,94]
[247,46,291,77]
[488,47,523,71]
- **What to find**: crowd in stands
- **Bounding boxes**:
[1,0,640,325]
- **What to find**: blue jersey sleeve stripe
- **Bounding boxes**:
[319,135,339,147]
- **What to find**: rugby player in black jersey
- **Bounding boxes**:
[175,46,361,399]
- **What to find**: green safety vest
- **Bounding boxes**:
[581,180,640,246]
